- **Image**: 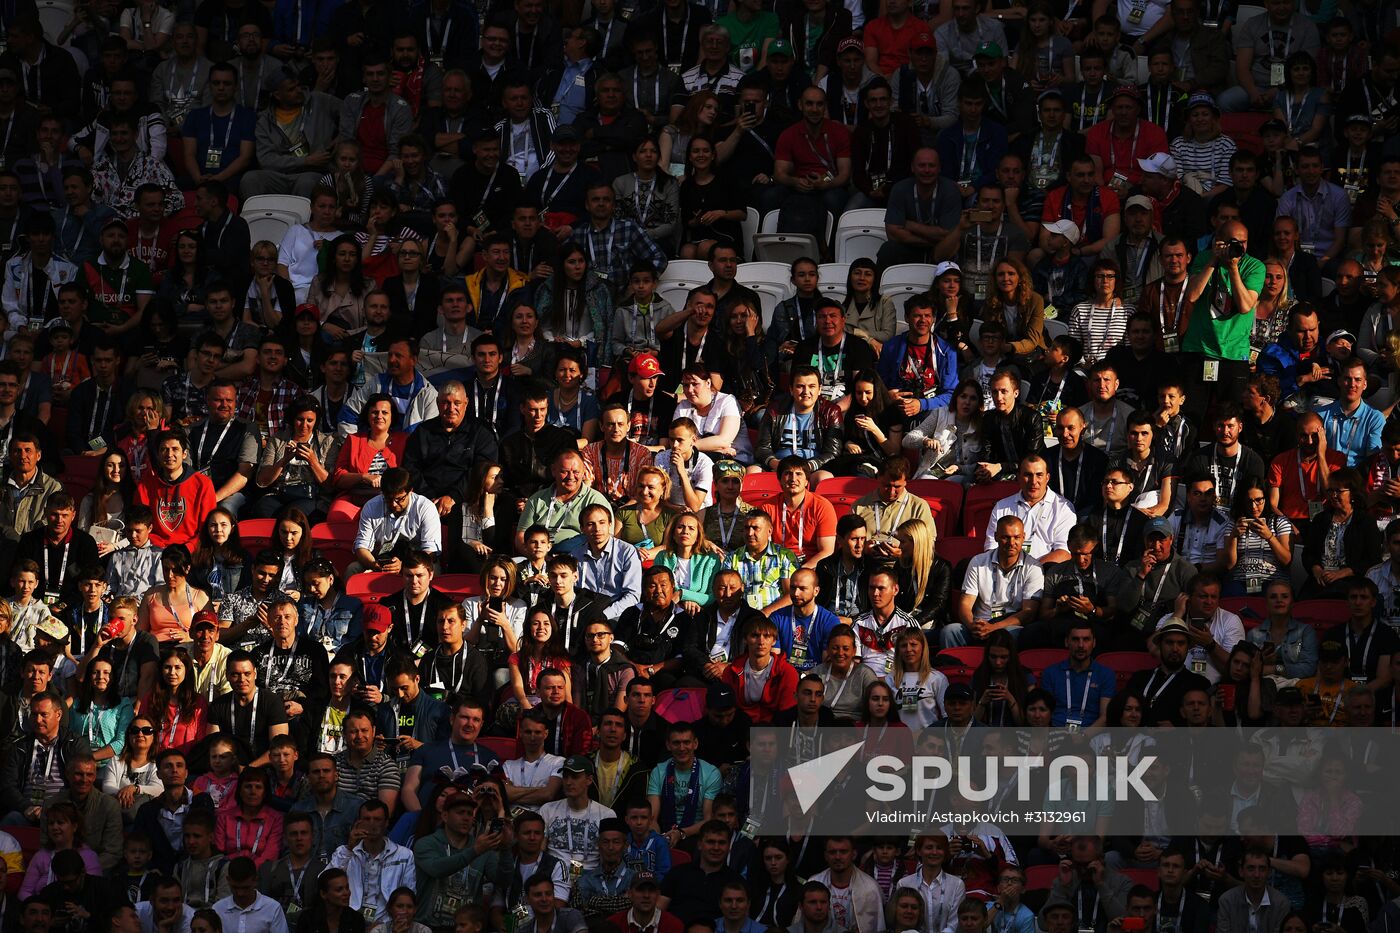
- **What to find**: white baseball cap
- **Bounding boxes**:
[1138,153,1178,177]
[1042,219,1081,245]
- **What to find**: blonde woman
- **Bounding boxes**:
[894,519,950,628]
[616,466,672,558]
[115,390,166,480]
[886,628,949,729]
[654,512,721,612]
[1249,259,1294,362]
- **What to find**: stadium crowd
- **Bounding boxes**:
[0,0,1399,932]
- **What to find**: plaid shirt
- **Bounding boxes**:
[161,372,209,423]
[235,376,304,440]
[724,542,799,610]
[568,218,667,295]
[391,168,449,213]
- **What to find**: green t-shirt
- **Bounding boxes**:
[716,10,780,71]
[1181,250,1266,362]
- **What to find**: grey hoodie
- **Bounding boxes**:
[254,90,342,172]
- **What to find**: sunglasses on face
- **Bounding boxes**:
[129,726,156,736]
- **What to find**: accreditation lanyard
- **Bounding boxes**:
[1210,447,1242,502]
[42,541,69,597]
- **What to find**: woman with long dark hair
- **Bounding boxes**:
[139,544,211,643]
[508,607,573,707]
[270,508,316,598]
[615,136,681,251]
[537,243,612,375]
[749,841,801,928]
[99,714,163,815]
[308,233,370,341]
[1302,468,1383,598]
[190,508,251,601]
[720,297,773,417]
[67,658,134,762]
[137,645,211,753]
[132,299,190,391]
[856,681,913,760]
[906,379,985,483]
[678,136,743,260]
[842,259,897,351]
[78,448,135,552]
[156,229,211,318]
[296,868,366,933]
[460,460,504,568]
[660,91,720,177]
[828,370,904,476]
[971,631,1030,726]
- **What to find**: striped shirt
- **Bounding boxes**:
[1068,300,1134,364]
[1168,135,1236,194]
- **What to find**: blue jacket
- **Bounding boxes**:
[1256,334,1328,398]
[877,333,960,410]
[935,119,1009,188]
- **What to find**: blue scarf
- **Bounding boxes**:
[659,758,701,831]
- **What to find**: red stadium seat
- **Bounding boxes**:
[480,736,518,760]
[936,537,983,568]
[740,472,780,506]
[961,482,1018,538]
[325,499,361,523]
[1096,651,1160,692]
[1293,599,1350,631]
[310,521,358,574]
[436,573,483,601]
[1221,113,1269,155]
[1220,596,1268,629]
[910,479,963,540]
[817,476,878,500]
[1018,649,1068,678]
[1122,869,1160,890]
[345,572,402,602]
[238,518,276,551]
[1025,864,1058,890]
[935,647,985,669]
[669,849,691,867]
[62,451,99,504]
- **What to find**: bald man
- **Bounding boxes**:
[1043,408,1108,515]
[1180,220,1265,417]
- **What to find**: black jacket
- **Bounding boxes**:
[533,587,609,658]
[982,404,1046,480]
[416,642,490,706]
[1,42,82,124]
[682,603,760,673]
[895,556,952,629]
[382,273,444,340]
[401,415,501,502]
[0,732,91,814]
[614,604,695,666]
[498,423,579,501]
[12,526,100,607]
[1044,444,1108,516]
[64,378,127,455]
[814,553,869,618]
[387,589,457,653]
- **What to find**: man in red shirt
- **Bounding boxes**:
[760,455,838,567]
[1039,154,1121,258]
[1084,85,1169,191]
[863,0,928,77]
[134,430,217,549]
[773,86,852,234]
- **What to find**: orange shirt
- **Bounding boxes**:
[761,493,838,558]
[1268,448,1346,522]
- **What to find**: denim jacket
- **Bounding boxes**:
[298,592,364,654]
[1245,618,1320,680]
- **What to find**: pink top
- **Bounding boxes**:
[137,693,212,754]
[1298,789,1363,847]
[20,846,102,899]
[214,807,284,867]
[192,772,239,809]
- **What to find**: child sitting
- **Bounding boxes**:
[174,809,230,909]
[610,264,675,365]
[191,735,241,809]
[41,323,89,404]
[9,559,54,652]
[105,505,164,600]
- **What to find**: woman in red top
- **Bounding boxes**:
[113,390,167,480]
[331,394,406,503]
[214,767,284,867]
[136,644,212,754]
[507,606,573,709]
[856,680,913,761]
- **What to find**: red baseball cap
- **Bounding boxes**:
[629,353,664,379]
[362,603,393,633]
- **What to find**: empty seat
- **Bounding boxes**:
[242,194,312,223]
[834,208,889,264]
[880,263,937,301]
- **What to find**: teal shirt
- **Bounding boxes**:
[68,697,135,757]
[654,550,722,608]
[1182,251,1267,362]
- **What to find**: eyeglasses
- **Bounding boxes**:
[585,631,611,639]
[128,726,156,736]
